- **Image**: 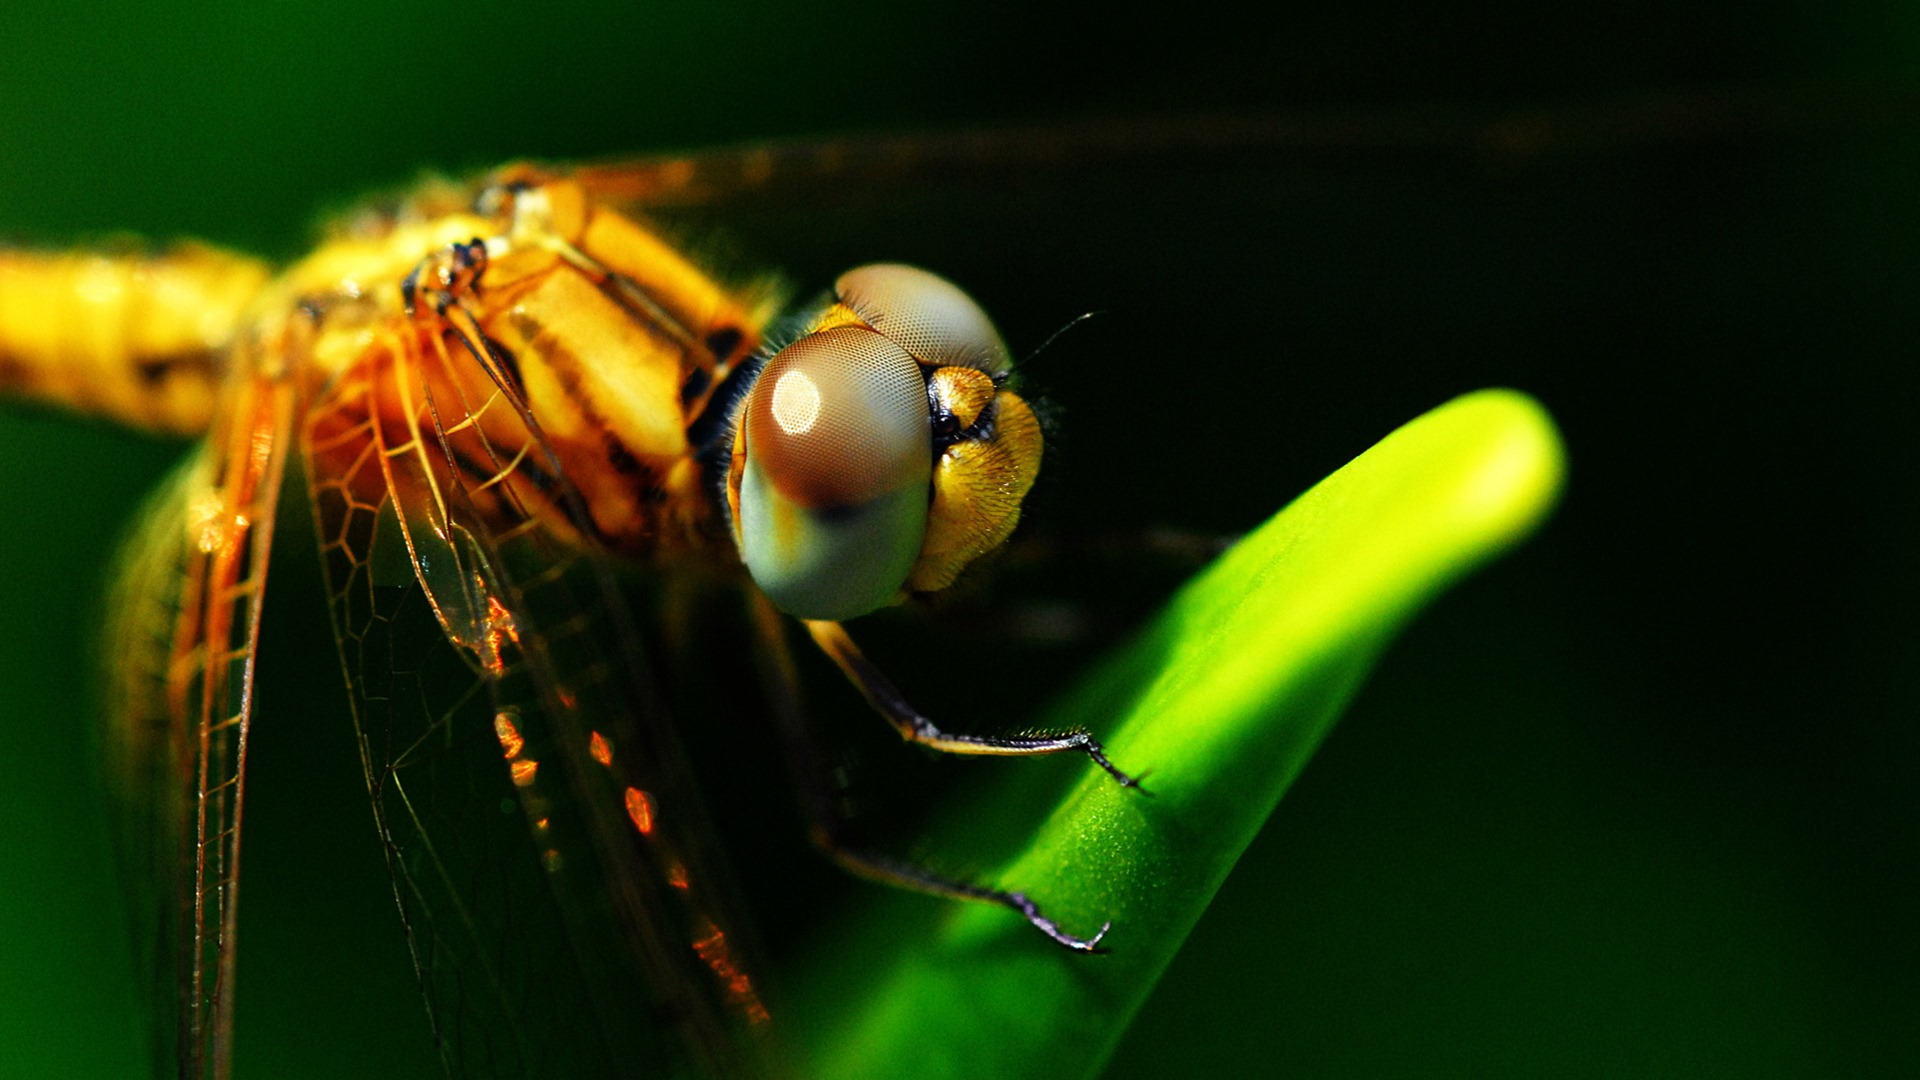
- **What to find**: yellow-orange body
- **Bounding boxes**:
[0,243,267,434]
[0,166,796,1078]
[0,159,1063,1078]
[0,165,1043,612]
[3,167,775,557]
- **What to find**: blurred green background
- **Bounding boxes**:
[0,1,1913,1077]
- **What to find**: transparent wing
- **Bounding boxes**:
[103,365,294,1080]
[301,299,773,1078]
[566,117,1326,213]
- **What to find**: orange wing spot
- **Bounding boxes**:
[493,711,525,759]
[665,859,689,890]
[534,816,550,833]
[542,849,564,873]
[510,759,539,786]
[623,786,655,835]
[691,919,771,1025]
[479,593,521,675]
[484,594,520,642]
[588,730,613,767]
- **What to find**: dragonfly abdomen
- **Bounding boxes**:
[0,243,269,435]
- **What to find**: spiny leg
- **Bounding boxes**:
[820,846,1109,954]
[803,618,1145,790]
[744,597,1114,951]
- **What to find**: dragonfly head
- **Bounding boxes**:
[726,264,1042,621]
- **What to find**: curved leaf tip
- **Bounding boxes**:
[800,388,1566,1080]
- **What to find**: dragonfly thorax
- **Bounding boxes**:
[292,174,1041,619]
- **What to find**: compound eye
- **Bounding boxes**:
[745,326,929,506]
[836,264,1011,377]
[735,326,933,620]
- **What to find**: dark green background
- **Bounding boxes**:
[1,1,1913,1077]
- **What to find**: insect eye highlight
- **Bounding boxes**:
[732,325,934,620]
[743,326,928,509]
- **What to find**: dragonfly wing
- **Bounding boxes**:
[302,311,773,1078]
[566,118,1309,215]
[103,365,295,1080]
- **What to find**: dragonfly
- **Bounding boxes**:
[0,138,1174,1079]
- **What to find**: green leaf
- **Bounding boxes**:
[791,388,1567,1079]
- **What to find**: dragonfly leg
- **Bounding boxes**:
[801,619,1144,789]
[745,596,1115,951]
[815,842,1109,953]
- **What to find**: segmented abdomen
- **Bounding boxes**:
[0,244,270,435]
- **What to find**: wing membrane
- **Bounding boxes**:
[568,118,1314,213]
[303,306,773,1077]
[103,365,294,1080]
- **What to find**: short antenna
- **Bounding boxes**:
[1024,310,1103,366]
